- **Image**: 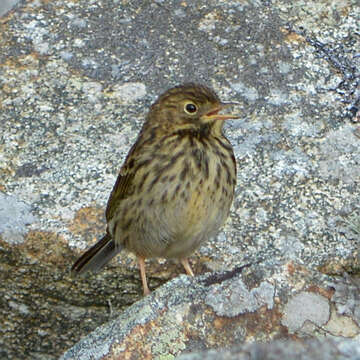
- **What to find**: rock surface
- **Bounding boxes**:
[0,0,359,359]
[176,338,360,360]
[0,0,19,17]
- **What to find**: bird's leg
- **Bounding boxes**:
[181,258,194,277]
[138,256,150,296]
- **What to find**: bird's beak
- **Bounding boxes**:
[201,102,241,122]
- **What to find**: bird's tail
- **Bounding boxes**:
[71,233,122,276]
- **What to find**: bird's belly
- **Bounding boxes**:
[128,181,233,259]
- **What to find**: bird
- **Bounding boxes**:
[71,83,239,295]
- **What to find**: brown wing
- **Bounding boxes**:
[105,125,157,223]
[105,166,135,223]
[104,136,142,223]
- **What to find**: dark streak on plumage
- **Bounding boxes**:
[222,186,228,196]
[137,171,149,191]
[190,147,210,180]
[215,163,222,189]
[192,148,202,170]
[231,153,236,164]
[161,175,169,183]
[174,123,212,141]
[214,148,227,159]
[171,183,182,201]
[180,190,187,200]
[161,190,168,202]
[188,135,195,148]
[203,152,209,179]
[122,219,132,232]
[134,158,152,173]
[180,161,190,181]
[223,162,232,186]
[200,138,209,149]
[214,137,233,152]
[148,172,162,192]
[128,158,135,169]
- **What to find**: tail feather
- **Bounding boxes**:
[71,233,122,276]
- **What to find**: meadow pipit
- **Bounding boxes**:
[71,83,239,295]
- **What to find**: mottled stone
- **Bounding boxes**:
[0,0,359,358]
[330,275,360,327]
[0,0,19,17]
[282,292,330,333]
[111,82,147,104]
[205,278,274,316]
[176,338,360,360]
[61,270,286,360]
[0,193,36,244]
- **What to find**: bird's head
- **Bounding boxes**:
[147,83,240,134]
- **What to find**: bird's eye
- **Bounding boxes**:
[184,102,198,115]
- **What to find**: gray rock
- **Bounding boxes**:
[282,292,330,333]
[0,193,36,244]
[0,0,359,358]
[176,338,360,360]
[0,0,19,17]
[205,278,274,316]
[61,268,360,359]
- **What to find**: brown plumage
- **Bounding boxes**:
[71,83,239,295]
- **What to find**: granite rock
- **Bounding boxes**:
[0,0,359,358]
[176,338,360,360]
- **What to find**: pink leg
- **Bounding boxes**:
[138,257,150,296]
[180,258,194,277]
